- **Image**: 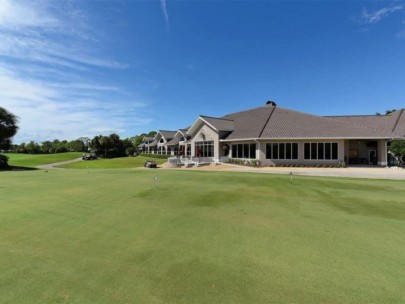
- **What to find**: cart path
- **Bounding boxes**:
[160,163,405,180]
[36,158,83,170]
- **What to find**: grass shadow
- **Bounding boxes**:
[6,166,38,171]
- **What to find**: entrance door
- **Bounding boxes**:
[349,149,359,164]
[369,150,377,165]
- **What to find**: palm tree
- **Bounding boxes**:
[0,107,19,150]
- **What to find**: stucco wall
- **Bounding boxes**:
[189,124,220,159]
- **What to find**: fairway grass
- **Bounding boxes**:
[58,156,166,169]
[1,170,404,303]
[4,152,83,168]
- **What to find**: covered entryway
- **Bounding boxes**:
[345,140,387,166]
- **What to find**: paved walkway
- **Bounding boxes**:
[36,158,83,170]
[36,158,405,180]
[163,163,405,180]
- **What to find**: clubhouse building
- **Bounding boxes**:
[138,101,405,167]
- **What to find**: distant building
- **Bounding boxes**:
[140,101,405,166]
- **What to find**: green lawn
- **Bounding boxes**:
[4,152,83,168]
[0,169,404,303]
[58,156,166,169]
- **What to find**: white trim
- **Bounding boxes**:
[186,117,219,136]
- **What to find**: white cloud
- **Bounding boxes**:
[360,5,404,24]
[0,66,152,143]
[160,0,170,31]
[0,0,153,143]
[0,0,60,29]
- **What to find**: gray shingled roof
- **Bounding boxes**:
[200,116,234,131]
[221,106,275,140]
[259,107,400,139]
[327,109,405,137]
[166,136,181,146]
[145,140,157,147]
[168,104,405,142]
[393,109,405,135]
[158,130,177,140]
[215,105,404,141]
[143,137,154,142]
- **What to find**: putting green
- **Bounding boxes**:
[1,169,404,303]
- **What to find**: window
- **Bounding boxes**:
[286,143,291,159]
[304,143,310,159]
[231,143,256,159]
[195,141,214,157]
[311,143,317,159]
[232,145,237,158]
[237,144,243,158]
[292,143,298,159]
[266,143,298,160]
[249,143,256,159]
[325,143,331,159]
[332,143,338,159]
[272,143,279,159]
[318,143,324,159]
[304,142,338,160]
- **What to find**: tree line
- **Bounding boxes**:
[9,135,134,158]
[2,106,405,168]
[0,106,161,168]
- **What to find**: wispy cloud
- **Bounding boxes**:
[396,29,405,39]
[0,0,152,143]
[0,0,60,29]
[0,65,152,143]
[160,0,170,32]
[360,5,404,24]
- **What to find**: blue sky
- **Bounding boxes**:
[1,0,405,143]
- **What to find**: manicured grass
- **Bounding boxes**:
[4,152,83,168]
[1,170,404,303]
[58,156,166,169]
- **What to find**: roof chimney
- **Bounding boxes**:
[266,100,277,106]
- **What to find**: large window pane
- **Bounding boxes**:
[325,143,331,160]
[243,144,249,158]
[195,141,214,157]
[237,144,243,158]
[279,143,285,159]
[292,143,298,159]
[232,144,237,158]
[304,143,310,159]
[318,143,324,160]
[265,143,270,159]
[249,144,253,159]
[286,143,291,159]
[332,143,338,159]
[311,143,317,159]
[272,143,279,159]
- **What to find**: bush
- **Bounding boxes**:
[140,153,170,160]
[0,154,9,169]
[229,158,261,167]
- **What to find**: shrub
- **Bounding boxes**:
[140,153,170,160]
[229,158,261,167]
[0,154,9,169]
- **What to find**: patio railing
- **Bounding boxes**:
[168,156,219,167]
